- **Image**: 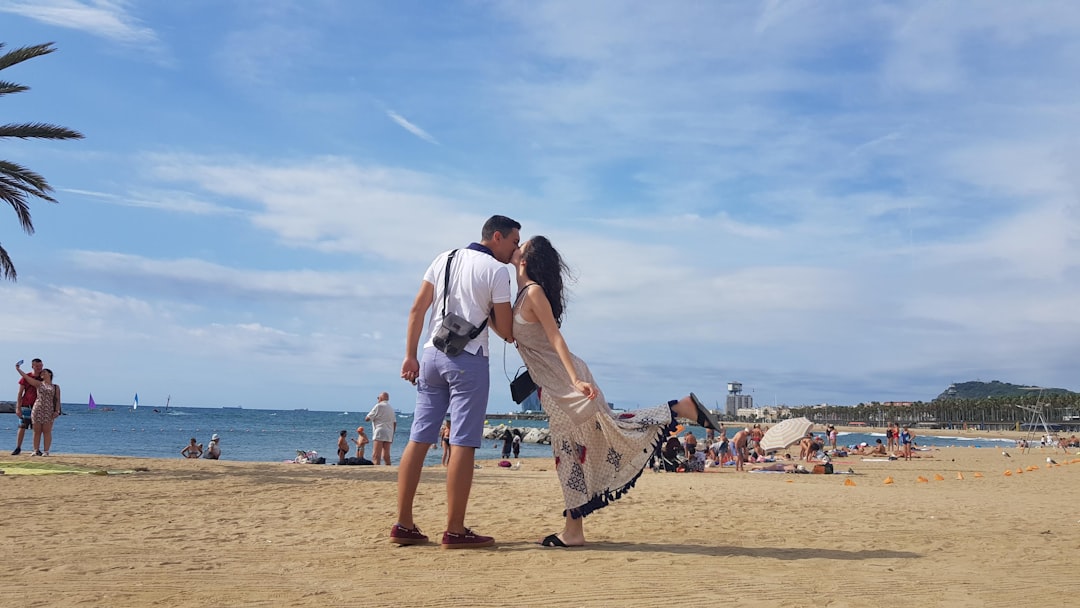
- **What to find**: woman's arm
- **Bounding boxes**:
[15,365,41,387]
[524,287,598,400]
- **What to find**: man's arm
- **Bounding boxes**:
[401,281,435,384]
[488,301,513,343]
[15,382,25,414]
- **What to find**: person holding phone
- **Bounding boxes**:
[15,360,61,456]
[11,358,43,455]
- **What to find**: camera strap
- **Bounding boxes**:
[440,249,488,337]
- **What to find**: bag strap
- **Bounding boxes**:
[439,249,488,337]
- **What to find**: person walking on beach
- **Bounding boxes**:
[181,438,202,458]
[512,429,522,459]
[366,392,396,465]
[11,357,43,455]
[205,434,221,459]
[353,426,369,460]
[509,235,721,547]
[392,215,519,549]
[15,361,61,456]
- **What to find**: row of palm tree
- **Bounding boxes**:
[785,393,1080,426]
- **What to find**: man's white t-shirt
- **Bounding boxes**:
[368,400,396,442]
[422,247,512,357]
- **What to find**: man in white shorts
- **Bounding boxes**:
[366,392,396,465]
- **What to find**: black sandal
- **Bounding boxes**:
[689,392,721,431]
[540,534,569,548]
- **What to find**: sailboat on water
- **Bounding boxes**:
[154,395,172,414]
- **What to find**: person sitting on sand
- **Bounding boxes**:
[205,434,221,460]
[510,236,722,547]
[181,438,202,459]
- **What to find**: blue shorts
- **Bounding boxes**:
[411,347,490,448]
[19,407,32,430]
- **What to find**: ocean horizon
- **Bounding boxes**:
[2,405,1015,464]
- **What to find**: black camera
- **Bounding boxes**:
[432,312,479,357]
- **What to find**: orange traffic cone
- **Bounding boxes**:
[933,474,945,481]
[974,472,984,478]
[916,476,928,483]
[1004,470,1012,476]
[956,472,964,480]
[844,478,856,486]
[883,476,894,485]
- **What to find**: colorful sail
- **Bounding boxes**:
[89,393,96,409]
[133,393,139,409]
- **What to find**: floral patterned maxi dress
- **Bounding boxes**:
[513,305,674,518]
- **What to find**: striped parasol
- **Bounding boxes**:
[759,417,815,453]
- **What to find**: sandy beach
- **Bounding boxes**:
[3,441,1079,607]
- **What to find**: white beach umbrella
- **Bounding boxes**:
[759,417,815,453]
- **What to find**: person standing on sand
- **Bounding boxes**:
[366,392,396,465]
[900,426,914,461]
[337,430,351,463]
[510,235,721,548]
[440,420,452,467]
[392,215,520,549]
[353,426,369,460]
[15,362,60,456]
[732,428,750,472]
[11,357,43,455]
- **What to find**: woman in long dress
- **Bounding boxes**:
[15,362,61,456]
[511,236,720,547]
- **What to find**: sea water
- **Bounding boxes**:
[1,406,1015,464]
[2,406,555,465]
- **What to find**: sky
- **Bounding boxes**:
[1,1,1078,412]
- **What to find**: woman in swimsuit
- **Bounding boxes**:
[440,421,452,467]
[181,438,202,458]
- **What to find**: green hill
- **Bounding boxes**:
[935,380,1076,400]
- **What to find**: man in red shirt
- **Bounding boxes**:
[12,358,43,455]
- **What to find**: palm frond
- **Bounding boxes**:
[0,43,56,72]
[0,175,40,233]
[0,122,84,140]
[0,80,29,97]
[0,245,16,281]
[0,160,53,193]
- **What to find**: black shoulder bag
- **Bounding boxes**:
[431,249,488,357]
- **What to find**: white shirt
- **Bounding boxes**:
[367,400,396,442]
[422,247,511,356]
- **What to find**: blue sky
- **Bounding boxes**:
[2,1,1078,412]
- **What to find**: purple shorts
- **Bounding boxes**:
[411,347,490,448]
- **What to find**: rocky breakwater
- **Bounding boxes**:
[483,423,550,445]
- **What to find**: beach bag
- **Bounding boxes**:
[812,463,834,474]
[510,367,537,404]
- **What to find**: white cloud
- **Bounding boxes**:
[386,110,439,144]
[0,0,158,45]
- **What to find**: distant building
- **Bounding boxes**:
[726,381,753,417]
[520,391,541,412]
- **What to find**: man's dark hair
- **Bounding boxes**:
[32,358,42,364]
[481,215,521,241]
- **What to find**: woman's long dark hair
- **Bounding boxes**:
[522,235,570,325]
